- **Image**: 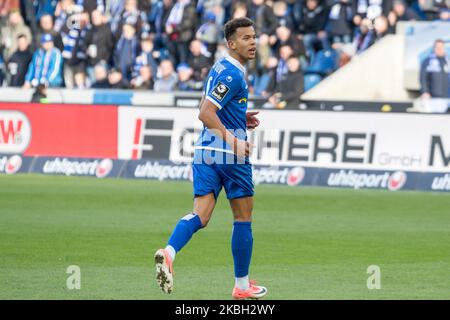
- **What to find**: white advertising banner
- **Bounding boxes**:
[118,107,450,172]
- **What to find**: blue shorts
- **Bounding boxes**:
[192,149,254,200]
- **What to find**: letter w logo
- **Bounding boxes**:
[0,120,22,144]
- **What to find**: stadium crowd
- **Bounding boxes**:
[0,0,448,107]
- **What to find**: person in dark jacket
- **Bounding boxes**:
[34,14,64,52]
[267,55,304,109]
[298,0,330,58]
[164,0,198,65]
[84,9,114,83]
[325,0,353,46]
[248,0,278,36]
[420,39,450,99]
[6,33,33,87]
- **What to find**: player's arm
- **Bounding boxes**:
[198,99,253,157]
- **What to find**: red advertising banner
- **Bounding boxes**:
[0,102,118,159]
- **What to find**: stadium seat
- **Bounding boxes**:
[305,49,340,76]
[304,74,322,91]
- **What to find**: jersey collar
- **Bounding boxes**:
[225,54,246,74]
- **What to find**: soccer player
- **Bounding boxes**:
[154,17,267,299]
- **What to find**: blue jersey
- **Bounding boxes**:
[195,55,249,154]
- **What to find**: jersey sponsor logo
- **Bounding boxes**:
[239,98,247,104]
[211,82,230,101]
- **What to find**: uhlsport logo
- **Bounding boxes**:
[253,166,305,186]
[95,159,113,178]
[42,158,113,178]
[328,170,407,191]
[0,155,23,174]
[387,171,407,191]
[0,111,32,154]
[287,167,305,186]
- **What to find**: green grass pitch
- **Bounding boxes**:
[0,174,449,299]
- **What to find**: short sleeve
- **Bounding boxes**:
[205,71,240,110]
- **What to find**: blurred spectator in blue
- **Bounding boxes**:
[6,33,32,87]
[114,0,151,41]
[0,10,32,61]
[165,0,198,65]
[439,7,450,21]
[267,55,304,109]
[131,64,154,90]
[195,11,221,58]
[84,9,114,84]
[20,0,57,35]
[254,55,278,97]
[188,39,212,83]
[148,0,174,44]
[107,67,130,89]
[0,54,4,86]
[56,1,90,89]
[154,59,178,91]
[24,33,63,88]
[326,0,354,47]
[197,0,225,26]
[273,0,296,30]
[420,39,450,99]
[249,0,278,36]
[352,0,390,27]
[90,62,109,88]
[419,0,450,20]
[298,0,329,58]
[132,35,159,81]
[354,17,374,53]
[247,33,272,95]
[271,25,306,59]
[35,14,64,52]
[176,62,203,91]
[114,22,139,82]
[390,0,422,22]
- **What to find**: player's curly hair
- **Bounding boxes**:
[224,17,254,41]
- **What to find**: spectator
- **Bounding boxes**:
[175,62,202,91]
[439,8,450,21]
[273,0,296,30]
[0,0,19,18]
[114,22,140,82]
[131,64,154,90]
[148,0,174,44]
[352,0,390,26]
[254,55,278,96]
[325,0,354,47]
[271,25,306,59]
[0,10,32,61]
[354,18,375,53]
[298,0,329,58]
[0,54,4,86]
[114,0,151,41]
[232,1,248,19]
[6,34,33,87]
[84,9,114,84]
[132,35,159,81]
[24,33,63,88]
[154,59,178,92]
[35,14,64,52]
[248,0,278,36]
[22,0,58,35]
[107,68,130,89]
[188,39,212,83]
[267,55,304,109]
[420,39,450,99]
[90,62,109,88]
[165,0,198,65]
[195,11,221,58]
[391,0,422,22]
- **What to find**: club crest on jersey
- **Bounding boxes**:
[211,82,230,101]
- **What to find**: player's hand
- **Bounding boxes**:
[246,111,260,130]
[233,138,255,158]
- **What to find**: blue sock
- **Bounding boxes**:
[231,221,253,278]
[167,213,203,253]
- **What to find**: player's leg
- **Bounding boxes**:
[221,163,267,299]
[155,159,221,294]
